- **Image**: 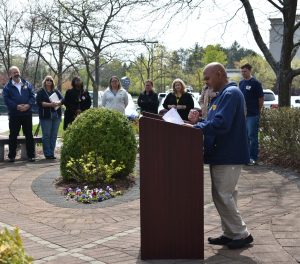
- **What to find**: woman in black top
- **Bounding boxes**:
[36,75,63,159]
[137,79,159,114]
[163,78,194,121]
[63,77,91,130]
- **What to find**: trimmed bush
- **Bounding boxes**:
[0,227,33,264]
[61,108,137,183]
[260,107,300,170]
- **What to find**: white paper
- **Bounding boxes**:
[162,107,184,125]
[49,92,60,110]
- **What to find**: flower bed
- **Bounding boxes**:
[64,185,122,204]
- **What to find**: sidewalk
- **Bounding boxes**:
[0,159,299,264]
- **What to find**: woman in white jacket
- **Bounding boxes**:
[102,76,128,114]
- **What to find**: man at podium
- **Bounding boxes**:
[188,62,253,249]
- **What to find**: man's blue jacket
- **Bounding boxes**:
[3,78,35,116]
[194,82,250,165]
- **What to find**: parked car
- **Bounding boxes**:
[263,89,278,109]
[292,96,300,108]
[158,92,167,104]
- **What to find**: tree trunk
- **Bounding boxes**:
[276,69,292,106]
[93,52,100,107]
[57,23,64,91]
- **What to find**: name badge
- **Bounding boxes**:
[246,85,251,90]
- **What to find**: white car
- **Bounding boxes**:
[263,89,278,109]
[291,96,300,108]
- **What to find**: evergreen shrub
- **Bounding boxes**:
[61,108,137,183]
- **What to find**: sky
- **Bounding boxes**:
[127,0,300,55]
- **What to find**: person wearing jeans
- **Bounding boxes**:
[239,63,264,165]
[36,76,63,159]
[246,115,260,162]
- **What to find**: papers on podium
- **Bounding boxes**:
[49,92,60,110]
[162,108,184,125]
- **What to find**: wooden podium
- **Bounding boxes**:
[139,112,204,260]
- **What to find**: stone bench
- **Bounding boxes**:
[0,136,43,161]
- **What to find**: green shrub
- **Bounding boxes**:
[0,228,33,264]
[61,108,137,183]
[260,107,300,170]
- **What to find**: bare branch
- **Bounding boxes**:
[266,0,283,11]
[240,0,278,73]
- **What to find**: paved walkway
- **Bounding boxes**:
[0,159,299,264]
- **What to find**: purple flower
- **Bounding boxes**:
[98,197,103,202]
[105,192,111,198]
[81,194,87,199]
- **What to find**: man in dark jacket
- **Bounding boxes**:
[3,66,36,162]
[188,62,253,249]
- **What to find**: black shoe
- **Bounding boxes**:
[208,235,232,245]
[28,157,35,162]
[45,156,56,160]
[8,158,15,162]
[227,234,253,249]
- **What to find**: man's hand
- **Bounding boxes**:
[17,104,30,112]
[188,109,200,125]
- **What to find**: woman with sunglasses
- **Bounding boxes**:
[36,76,64,159]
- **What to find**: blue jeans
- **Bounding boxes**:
[246,115,260,161]
[40,117,61,157]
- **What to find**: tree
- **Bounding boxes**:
[240,0,298,106]
[225,41,257,68]
[52,0,153,107]
[201,44,227,66]
[161,0,300,107]
[0,0,24,74]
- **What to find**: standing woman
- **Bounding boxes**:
[163,78,194,121]
[102,76,128,114]
[36,76,63,159]
[63,77,91,130]
[137,79,159,114]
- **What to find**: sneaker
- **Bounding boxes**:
[247,159,256,166]
[28,157,35,162]
[8,158,15,162]
[208,235,232,245]
[227,234,254,249]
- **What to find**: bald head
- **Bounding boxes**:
[203,62,228,92]
[9,66,21,82]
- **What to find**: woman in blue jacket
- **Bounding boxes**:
[36,76,63,159]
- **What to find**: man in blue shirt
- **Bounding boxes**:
[3,66,36,162]
[188,62,253,249]
[239,63,264,165]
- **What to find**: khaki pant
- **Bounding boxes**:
[210,165,250,240]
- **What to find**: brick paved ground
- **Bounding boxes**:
[0,158,299,264]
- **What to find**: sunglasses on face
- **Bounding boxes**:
[46,79,53,82]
